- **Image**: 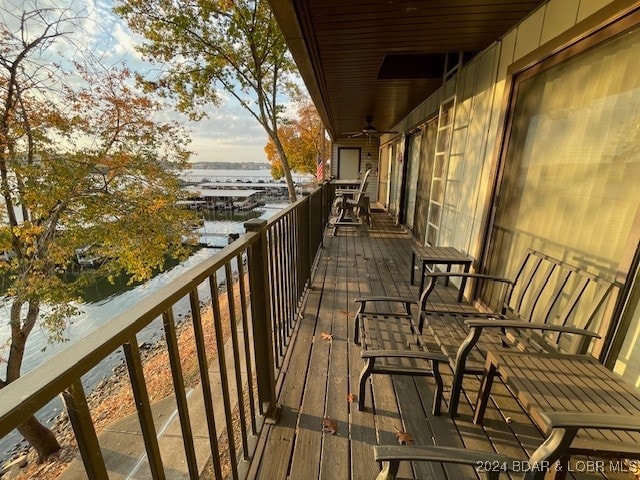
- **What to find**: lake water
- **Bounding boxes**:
[0,172,290,460]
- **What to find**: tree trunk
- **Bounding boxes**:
[16,416,61,462]
[4,298,61,461]
[272,135,297,202]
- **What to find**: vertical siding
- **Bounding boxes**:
[331,139,380,202]
[385,0,616,266]
[458,48,500,260]
[513,6,546,59]
[578,0,615,21]
[541,0,581,44]
[497,29,517,79]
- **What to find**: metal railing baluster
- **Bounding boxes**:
[209,271,239,480]
[236,253,258,435]
[61,380,109,480]
[163,308,199,477]
[276,220,286,352]
[224,262,250,460]
[189,288,223,479]
[268,226,283,366]
[123,339,166,479]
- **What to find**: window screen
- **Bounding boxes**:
[483,24,640,369]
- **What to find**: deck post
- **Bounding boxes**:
[323,181,330,233]
[244,218,280,422]
[300,194,312,286]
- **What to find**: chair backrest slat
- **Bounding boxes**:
[354,169,371,203]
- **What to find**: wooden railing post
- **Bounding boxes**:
[244,218,280,422]
[323,181,331,232]
[322,181,328,233]
[300,194,312,285]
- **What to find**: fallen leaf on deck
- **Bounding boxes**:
[339,310,349,316]
[320,332,333,341]
[322,417,338,435]
[395,429,414,445]
[347,393,356,403]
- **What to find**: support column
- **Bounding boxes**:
[244,218,280,422]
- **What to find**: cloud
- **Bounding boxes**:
[80,0,147,66]
[189,138,268,164]
[3,0,277,165]
[187,109,270,163]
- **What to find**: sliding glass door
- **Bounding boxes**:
[484,21,640,382]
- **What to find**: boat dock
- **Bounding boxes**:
[183,187,264,210]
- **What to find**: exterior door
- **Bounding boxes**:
[403,131,421,229]
[337,148,360,179]
[378,145,390,208]
[413,119,438,244]
[388,141,403,218]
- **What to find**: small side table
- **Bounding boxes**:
[410,245,473,302]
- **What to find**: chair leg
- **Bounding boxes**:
[376,460,400,480]
[450,327,482,417]
[524,429,578,480]
[354,316,360,344]
[432,362,444,416]
[449,372,462,418]
[552,456,570,480]
[473,362,497,425]
[358,357,376,411]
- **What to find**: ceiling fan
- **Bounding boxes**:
[341,115,398,142]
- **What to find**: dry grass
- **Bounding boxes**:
[11,278,245,480]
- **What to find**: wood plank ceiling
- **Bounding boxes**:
[269,0,545,139]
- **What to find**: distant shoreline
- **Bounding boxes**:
[189,161,270,170]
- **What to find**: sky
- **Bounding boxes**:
[3,0,273,165]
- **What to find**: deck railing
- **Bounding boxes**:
[0,182,332,479]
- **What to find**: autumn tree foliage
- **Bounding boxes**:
[116,0,301,201]
[265,98,330,182]
[0,5,195,460]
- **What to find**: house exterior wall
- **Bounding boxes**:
[385,0,619,261]
[378,0,640,382]
[331,138,379,202]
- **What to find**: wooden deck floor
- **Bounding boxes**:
[249,213,633,480]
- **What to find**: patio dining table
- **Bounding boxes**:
[331,178,362,189]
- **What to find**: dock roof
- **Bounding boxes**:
[185,187,261,198]
[200,182,288,189]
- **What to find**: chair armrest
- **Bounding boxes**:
[374,445,520,470]
[362,350,449,364]
[464,319,601,339]
[424,272,513,285]
[335,188,357,193]
[420,273,514,310]
[541,411,640,432]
